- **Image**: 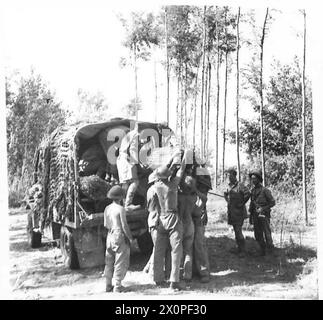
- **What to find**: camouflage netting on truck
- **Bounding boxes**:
[34,126,78,226]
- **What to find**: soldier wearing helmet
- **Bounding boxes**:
[249,171,276,256]
[224,168,251,257]
[103,185,133,293]
[153,149,188,291]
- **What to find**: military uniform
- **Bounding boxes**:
[226,181,251,253]
[249,184,275,254]
[192,195,210,281]
[153,176,183,284]
[178,175,197,280]
[103,188,133,292]
[116,128,140,209]
[143,182,171,276]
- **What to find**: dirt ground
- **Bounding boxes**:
[8,203,318,300]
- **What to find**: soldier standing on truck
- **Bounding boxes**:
[116,121,140,211]
[224,168,251,257]
[249,171,276,256]
[153,149,188,291]
[103,185,134,293]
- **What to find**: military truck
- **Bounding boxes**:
[26,118,175,269]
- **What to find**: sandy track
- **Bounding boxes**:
[8,208,318,300]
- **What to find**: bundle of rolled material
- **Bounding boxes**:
[80,175,111,201]
[146,146,182,169]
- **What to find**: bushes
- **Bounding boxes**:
[8,190,22,208]
[8,173,31,209]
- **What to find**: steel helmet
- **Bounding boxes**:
[107,185,125,200]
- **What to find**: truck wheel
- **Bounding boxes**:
[60,227,79,269]
[137,231,153,254]
[27,213,42,248]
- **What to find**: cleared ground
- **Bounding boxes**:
[8,200,318,300]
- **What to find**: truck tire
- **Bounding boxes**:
[27,213,42,248]
[60,227,80,270]
[137,231,153,254]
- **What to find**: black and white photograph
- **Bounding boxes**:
[0,0,322,301]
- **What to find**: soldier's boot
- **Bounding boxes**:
[259,243,266,256]
[169,281,186,292]
[113,285,127,293]
[237,239,246,258]
[106,279,114,292]
[200,271,210,283]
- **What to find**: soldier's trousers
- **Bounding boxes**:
[253,215,274,250]
[153,213,183,283]
[104,230,130,287]
[178,194,196,280]
[232,224,245,250]
[144,227,171,277]
[193,224,210,278]
[182,220,194,280]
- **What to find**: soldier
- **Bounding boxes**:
[116,122,140,211]
[103,185,134,293]
[178,174,197,281]
[153,150,188,291]
[224,168,251,257]
[143,170,171,277]
[249,171,276,256]
[192,169,212,283]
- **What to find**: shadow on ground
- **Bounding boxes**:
[9,208,316,295]
[185,235,317,292]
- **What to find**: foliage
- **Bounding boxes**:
[228,59,314,191]
[123,98,142,118]
[6,70,67,204]
[69,89,111,124]
[119,11,162,61]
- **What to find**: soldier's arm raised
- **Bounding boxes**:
[176,149,189,180]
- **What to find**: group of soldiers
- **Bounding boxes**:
[103,146,276,293]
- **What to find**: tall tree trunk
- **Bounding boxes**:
[180,67,184,147]
[165,7,170,126]
[184,63,188,147]
[236,7,241,180]
[176,68,181,138]
[222,11,229,183]
[193,63,200,148]
[204,58,209,156]
[215,28,221,187]
[200,5,207,160]
[154,58,158,123]
[301,10,308,225]
[134,43,138,121]
[206,61,212,159]
[260,8,269,186]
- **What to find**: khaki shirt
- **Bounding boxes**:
[227,181,251,225]
[155,176,181,214]
[249,185,275,217]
